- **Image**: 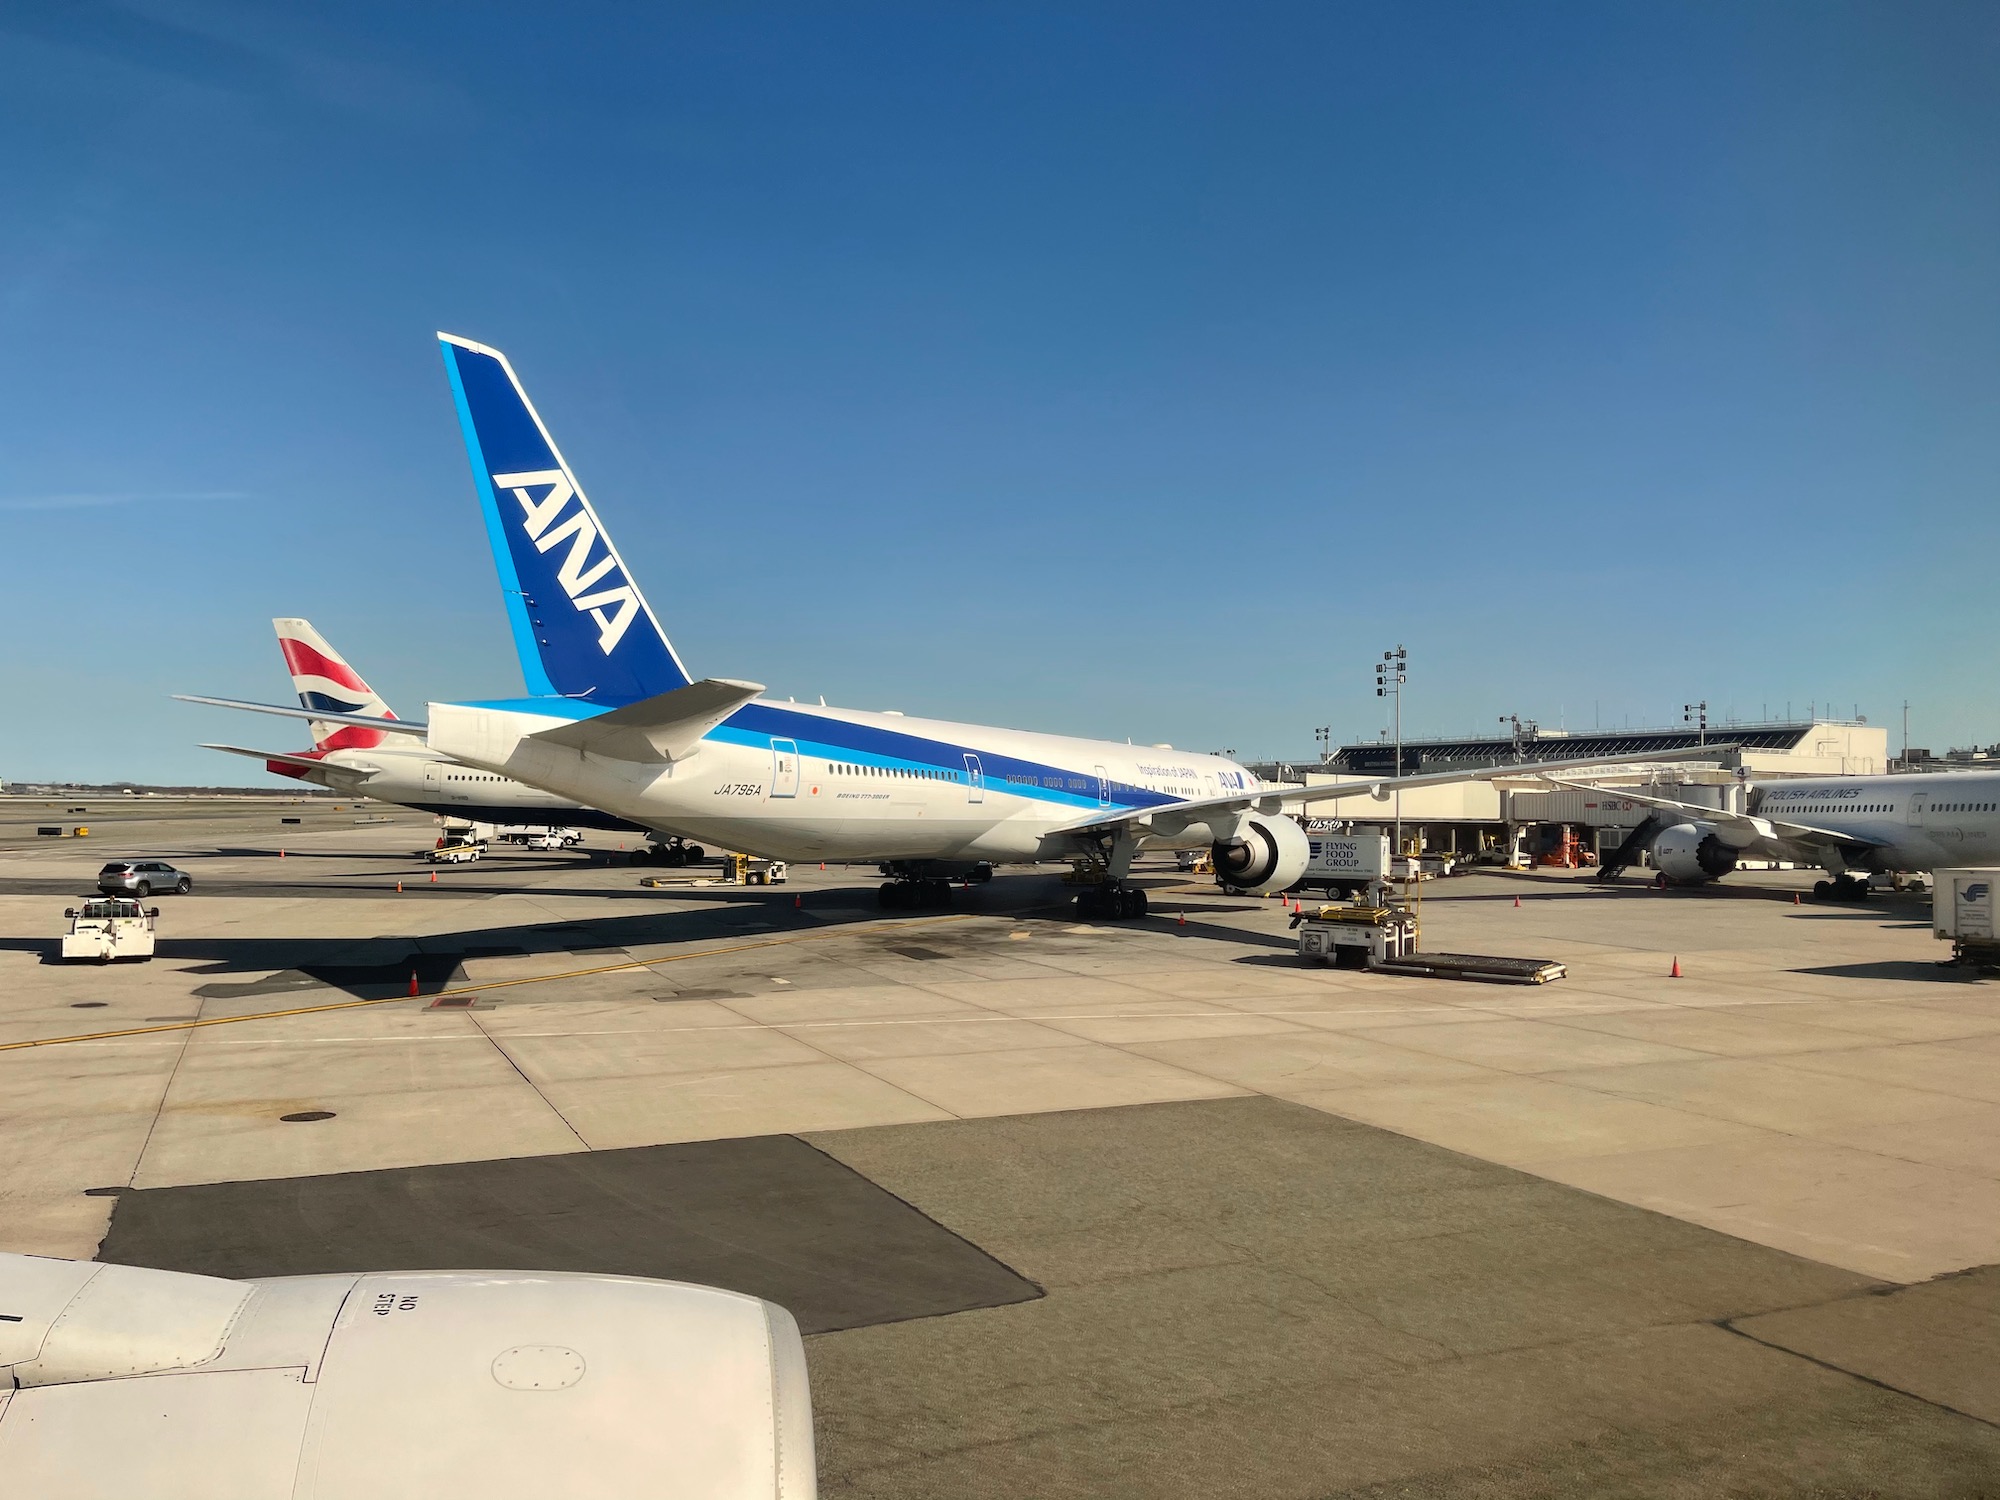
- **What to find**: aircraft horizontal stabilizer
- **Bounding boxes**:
[528,678,764,763]
[199,743,381,777]
[175,694,429,736]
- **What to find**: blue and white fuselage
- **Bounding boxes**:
[427,692,1259,866]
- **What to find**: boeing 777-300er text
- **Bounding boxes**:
[1553,771,2000,898]
[192,617,651,838]
[186,335,1728,917]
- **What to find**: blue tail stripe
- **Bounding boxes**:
[442,343,558,699]
[439,335,689,705]
[298,690,367,715]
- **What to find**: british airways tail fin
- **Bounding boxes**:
[437,333,692,705]
[272,617,397,750]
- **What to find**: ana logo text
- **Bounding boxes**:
[492,468,638,655]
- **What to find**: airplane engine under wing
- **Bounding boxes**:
[1213,812,1311,894]
[1652,821,1738,884]
[0,1252,816,1499]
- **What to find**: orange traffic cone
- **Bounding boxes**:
[1793,892,1801,905]
[1513,895,1521,908]
[408,970,419,997]
[430,870,437,883]
[279,848,285,859]
[1669,956,1682,978]
[1177,911,1186,926]
[794,894,802,909]
[396,880,402,893]
[819,862,825,871]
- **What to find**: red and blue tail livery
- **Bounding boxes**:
[274,617,397,750]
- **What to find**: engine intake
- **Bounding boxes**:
[1652,821,1737,885]
[1212,813,1310,894]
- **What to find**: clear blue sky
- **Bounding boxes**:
[3,2,1996,782]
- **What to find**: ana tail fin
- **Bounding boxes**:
[436,333,691,705]
[272,617,395,750]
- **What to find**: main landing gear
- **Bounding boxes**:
[1074,886,1148,920]
[1813,874,1872,901]
[632,838,706,867]
[879,879,954,910]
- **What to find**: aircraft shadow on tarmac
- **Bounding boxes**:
[1791,959,1975,984]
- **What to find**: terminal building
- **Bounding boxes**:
[1250,718,1890,866]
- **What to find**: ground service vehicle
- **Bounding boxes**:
[61,899,158,962]
[1933,868,2000,967]
[97,860,192,896]
[1289,833,1391,898]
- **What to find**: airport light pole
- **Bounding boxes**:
[1376,646,1407,860]
[1684,701,1709,747]
[1314,725,1332,764]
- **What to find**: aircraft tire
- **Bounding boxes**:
[686,845,706,862]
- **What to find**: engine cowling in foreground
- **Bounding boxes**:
[0,1252,816,1499]
[1212,813,1311,894]
[1652,821,1737,884]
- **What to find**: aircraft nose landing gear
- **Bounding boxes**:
[1075,886,1148,920]
[1812,874,1872,901]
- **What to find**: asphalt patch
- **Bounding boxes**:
[97,1135,1041,1335]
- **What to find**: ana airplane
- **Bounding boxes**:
[192,617,650,839]
[1569,772,2000,898]
[186,335,1727,917]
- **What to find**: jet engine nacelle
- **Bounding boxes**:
[1653,821,1737,884]
[1212,813,1311,894]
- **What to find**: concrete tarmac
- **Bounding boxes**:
[3,809,1998,1494]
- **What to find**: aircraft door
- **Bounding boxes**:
[424,761,448,801]
[1095,765,1111,807]
[963,753,984,804]
[1908,793,1927,827]
[771,739,799,799]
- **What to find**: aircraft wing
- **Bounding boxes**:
[1056,744,1739,838]
[175,694,429,736]
[1537,777,1893,850]
[200,743,383,778]
[527,678,765,763]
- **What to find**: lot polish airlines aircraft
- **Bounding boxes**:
[187,336,1723,917]
[1561,772,2000,898]
[192,618,649,837]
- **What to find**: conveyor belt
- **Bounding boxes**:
[1367,951,1567,985]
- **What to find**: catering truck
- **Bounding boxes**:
[1288,832,1392,899]
[1933,868,2000,968]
